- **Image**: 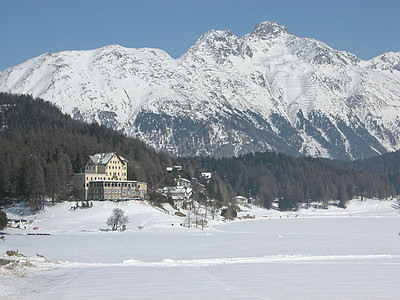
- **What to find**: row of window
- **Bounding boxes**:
[89,190,142,196]
[89,182,139,188]
[105,172,126,177]
[105,165,126,170]
[85,179,127,187]
[90,189,141,193]
[85,165,126,171]
[86,173,126,181]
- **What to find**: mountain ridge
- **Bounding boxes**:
[1,21,400,160]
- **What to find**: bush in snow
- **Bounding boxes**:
[107,208,129,231]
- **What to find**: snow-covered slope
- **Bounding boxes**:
[4,198,399,235]
[4,201,186,233]
[1,21,400,159]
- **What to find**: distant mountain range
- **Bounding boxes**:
[1,21,400,160]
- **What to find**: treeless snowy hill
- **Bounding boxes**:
[1,21,400,159]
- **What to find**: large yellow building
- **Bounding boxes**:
[74,152,147,201]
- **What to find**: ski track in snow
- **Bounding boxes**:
[32,254,400,270]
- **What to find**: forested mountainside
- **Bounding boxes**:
[0,93,396,211]
[352,150,400,174]
[349,151,400,191]
[176,153,395,211]
[321,150,400,192]
[0,93,172,209]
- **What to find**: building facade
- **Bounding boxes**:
[74,152,147,201]
[87,180,147,201]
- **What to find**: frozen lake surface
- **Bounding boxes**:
[1,200,400,299]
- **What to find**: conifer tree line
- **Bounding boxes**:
[176,153,396,210]
[0,93,398,212]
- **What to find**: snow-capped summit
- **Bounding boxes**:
[1,21,400,160]
[251,21,292,37]
[367,51,400,71]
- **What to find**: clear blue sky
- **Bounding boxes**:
[1,0,399,71]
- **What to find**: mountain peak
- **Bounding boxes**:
[251,21,291,37]
[98,44,126,51]
[1,21,400,160]
[196,29,235,42]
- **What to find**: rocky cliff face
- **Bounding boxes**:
[1,21,400,160]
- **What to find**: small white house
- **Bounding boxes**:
[161,186,193,207]
[177,178,191,188]
[201,172,212,179]
[233,196,248,206]
[166,165,183,172]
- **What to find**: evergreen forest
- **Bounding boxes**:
[0,93,398,212]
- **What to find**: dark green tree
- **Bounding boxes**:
[0,210,7,230]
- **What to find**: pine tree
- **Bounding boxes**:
[26,156,46,211]
[0,210,7,230]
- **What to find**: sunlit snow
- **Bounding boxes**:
[1,199,399,299]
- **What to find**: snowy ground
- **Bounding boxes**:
[1,199,400,299]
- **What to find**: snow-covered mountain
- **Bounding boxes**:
[1,21,400,160]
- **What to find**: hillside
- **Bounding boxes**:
[0,93,396,211]
[176,152,396,210]
[1,21,400,160]
[322,150,400,191]
[0,93,172,207]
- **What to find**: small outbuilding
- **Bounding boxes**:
[233,196,248,206]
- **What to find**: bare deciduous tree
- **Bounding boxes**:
[107,208,129,231]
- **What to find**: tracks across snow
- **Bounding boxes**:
[50,254,400,269]
[10,253,399,276]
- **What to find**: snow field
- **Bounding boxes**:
[1,199,400,299]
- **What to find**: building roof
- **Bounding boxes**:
[86,152,128,166]
[234,196,248,200]
[162,186,192,193]
[90,180,146,184]
[178,178,192,183]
